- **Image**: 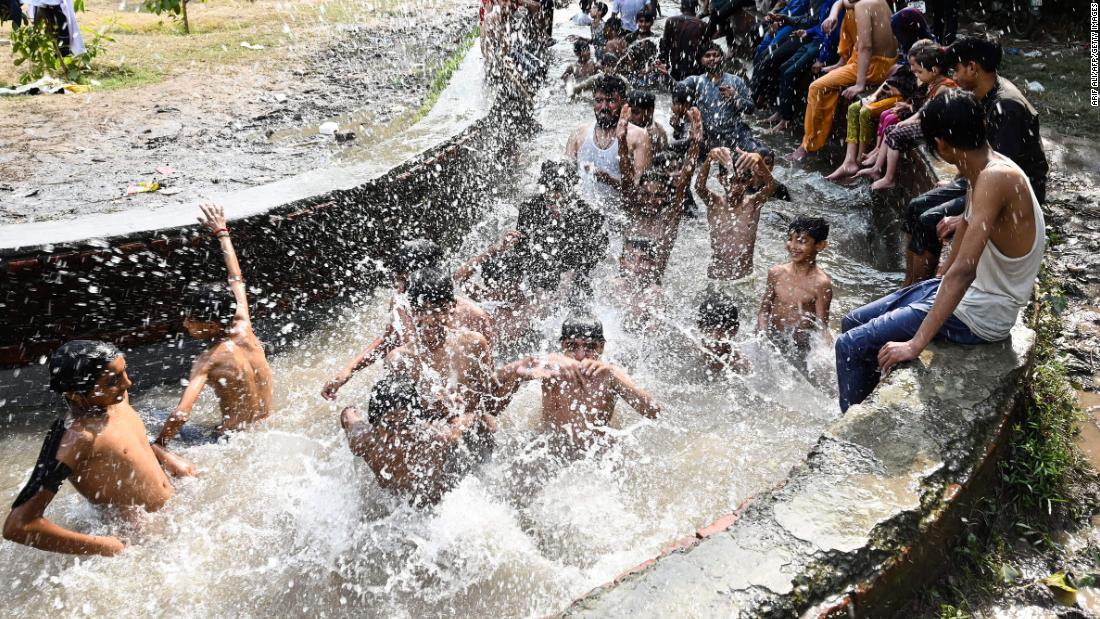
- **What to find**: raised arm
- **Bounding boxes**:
[453,230,526,284]
[672,108,705,208]
[617,104,637,197]
[694,149,720,209]
[197,203,251,326]
[155,357,211,446]
[609,366,660,418]
[320,328,400,401]
[3,441,124,557]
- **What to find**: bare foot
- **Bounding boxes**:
[825,162,860,182]
[785,146,810,162]
[765,111,781,125]
[871,177,896,191]
[860,150,878,166]
[855,167,881,180]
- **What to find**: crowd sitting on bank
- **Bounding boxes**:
[5,0,1049,556]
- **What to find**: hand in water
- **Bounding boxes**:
[197,202,228,234]
[99,536,126,557]
[159,450,198,477]
[653,60,669,75]
[878,340,920,375]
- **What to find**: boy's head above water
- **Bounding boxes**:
[697,292,739,360]
[560,313,605,360]
[786,216,829,264]
[181,282,235,339]
[620,236,660,281]
[408,267,456,347]
[367,374,425,428]
[573,39,591,61]
[627,90,655,127]
[49,340,130,410]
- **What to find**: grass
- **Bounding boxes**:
[1000,47,1096,140]
[413,25,479,121]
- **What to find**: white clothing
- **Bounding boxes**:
[954,157,1046,342]
[571,11,593,25]
[577,123,626,225]
[27,0,85,56]
[611,0,648,31]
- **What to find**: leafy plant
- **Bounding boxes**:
[10,19,113,84]
[143,0,195,34]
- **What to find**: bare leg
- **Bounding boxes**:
[870,148,900,190]
[904,248,937,286]
[341,407,371,458]
[825,143,861,181]
[856,145,887,180]
[861,135,883,166]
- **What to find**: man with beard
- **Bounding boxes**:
[565,75,652,223]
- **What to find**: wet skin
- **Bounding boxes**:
[757,232,834,344]
[4,356,195,556]
[695,148,777,280]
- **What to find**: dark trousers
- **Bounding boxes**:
[7,0,21,28]
[33,5,71,56]
[751,36,803,109]
[902,178,968,256]
[777,41,820,121]
[925,0,958,43]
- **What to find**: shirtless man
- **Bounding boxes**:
[4,341,195,556]
[386,267,496,424]
[566,75,652,217]
[495,314,660,452]
[788,0,898,161]
[155,203,273,446]
[321,239,494,401]
[695,146,777,281]
[340,375,484,506]
[757,216,834,360]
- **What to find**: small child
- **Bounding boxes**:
[697,291,748,374]
[562,40,598,83]
[625,9,657,43]
[155,202,274,446]
[602,16,627,58]
[861,40,959,190]
[494,314,660,453]
[627,90,668,152]
[4,341,195,556]
[571,0,594,25]
[825,68,917,183]
[572,52,631,97]
[757,216,833,363]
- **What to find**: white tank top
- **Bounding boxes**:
[577,124,623,221]
[954,157,1046,342]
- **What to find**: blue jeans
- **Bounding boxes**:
[778,41,821,121]
[835,278,984,412]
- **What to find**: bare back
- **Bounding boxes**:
[858,0,898,58]
[204,324,274,431]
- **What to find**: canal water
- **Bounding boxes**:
[0,9,904,618]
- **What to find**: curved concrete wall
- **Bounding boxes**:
[0,43,515,408]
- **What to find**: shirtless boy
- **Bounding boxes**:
[495,314,660,452]
[698,291,749,374]
[321,239,494,401]
[695,146,777,282]
[386,267,496,425]
[627,90,668,153]
[5,341,195,556]
[562,40,598,83]
[340,375,484,506]
[757,216,834,359]
[155,203,273,445]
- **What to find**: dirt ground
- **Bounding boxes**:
[0,0,477,223]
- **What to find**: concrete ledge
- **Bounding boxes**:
[567,324,1035,618]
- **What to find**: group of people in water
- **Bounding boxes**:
[5,0,1050,562]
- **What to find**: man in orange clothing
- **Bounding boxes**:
[787,0,897,161]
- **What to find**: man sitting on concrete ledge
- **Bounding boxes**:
[834,91,1045,412]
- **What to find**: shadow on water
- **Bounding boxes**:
[0,10,908,618]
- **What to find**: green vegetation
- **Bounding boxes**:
[142,0,199,34]
[10,18,113,84]
[1002,51,1095,139]
[414,26,480,121]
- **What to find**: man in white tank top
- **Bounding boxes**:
[565,75,652,223]
[835,91,1045,412]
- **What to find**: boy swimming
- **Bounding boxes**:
[5,341,195,556]
[155,203,274,445]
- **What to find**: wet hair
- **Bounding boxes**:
[640,166,673,190]
[701,41,723,56]
[579,0,592,12]
[593,1,608,17]
[920,90,987,152]
[181,282,234,326]
[593,73,627,97]
[788,216,829,243]
[599,52,620,69]
[406,266,455,310]
[393,239,443,275]
[604,16,623,36]
[636,9,655,21]
[627,90,655,109]
[560,313,605,342]
[949,37,1002,73]
[907,38,956,73]
[49,340,123,395]
[623,236,658,259]
[884,67,918,100]
[538,159,580,193]
[367,374,425,427]
[670,83,693,105]
[679,0,698,10]
[697,292,739,331]
[573,39,591,55]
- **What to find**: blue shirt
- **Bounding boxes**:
[678,73,754,142]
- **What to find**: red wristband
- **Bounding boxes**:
[212,227,229,237]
